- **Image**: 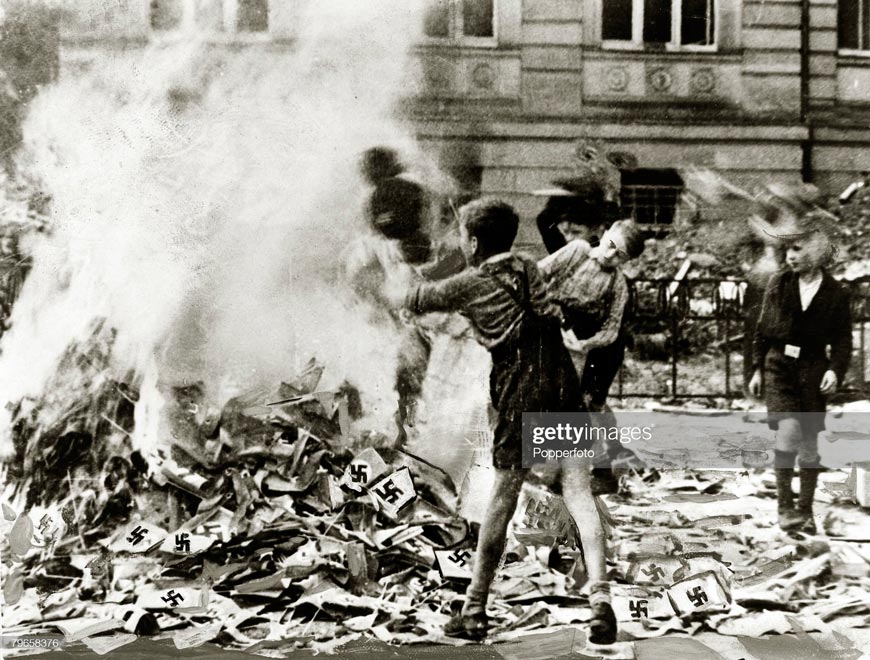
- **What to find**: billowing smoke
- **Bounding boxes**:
[0,1,439,454]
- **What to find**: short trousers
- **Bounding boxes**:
[489,325,584,469]
[764,348,828,436]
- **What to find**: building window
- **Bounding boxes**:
[603,0,715,49]
[620,169,684,231]
[423,0,495,42]
[150,0,269,34]
[839,0,870,51]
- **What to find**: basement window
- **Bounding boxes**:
[620,169,684,231]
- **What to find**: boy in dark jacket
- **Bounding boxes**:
[393,198,617,644]
[749,214,851,533]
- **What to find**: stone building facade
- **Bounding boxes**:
[58,0,870,242]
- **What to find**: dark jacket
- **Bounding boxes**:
[752,269,852,383]
[368,175,431,264]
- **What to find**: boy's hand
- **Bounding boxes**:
[561,328,587,354]
[748,370,763,398]
[820,370,838,394]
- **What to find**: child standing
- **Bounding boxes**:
[749,214,851,533]
[538,219,646,491]
[395,198,617,644]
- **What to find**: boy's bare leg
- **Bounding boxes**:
[796,429,821,532]
[773,418,806,530]
[461,468,526,618]
[560,460,607,583]
[560,459,617,644]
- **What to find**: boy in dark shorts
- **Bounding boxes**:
[749,213,851,534]
[393,198,617,644]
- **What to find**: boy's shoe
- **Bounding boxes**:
[778,509,806,532]
[444,612,489,641]
[799,514,817,535]
[588,602,618,645]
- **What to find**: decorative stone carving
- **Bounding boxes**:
[690,68,716,95]
[605,67,630,92]
[648,67,673,93]
[471,63,495,90]
[424,61,451,92]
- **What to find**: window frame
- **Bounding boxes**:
[421,0,498,48]
[619,168,685,233]
[838,0,870,54]
[601,0,718,52]
[149,0,272,42]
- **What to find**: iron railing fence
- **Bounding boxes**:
[615,276,870,400]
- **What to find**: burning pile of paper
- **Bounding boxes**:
[1,356,584,652]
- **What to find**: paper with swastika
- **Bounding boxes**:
[666,571,730,616]
[159,529,214,555]
[339,447,388,492]
[369,466,416,518]
[517,484,578,548]
[434,548,475,580]
[108,521,167,553]
[136,587,204,610]
[627,555,688,586]
[611,585,676,622]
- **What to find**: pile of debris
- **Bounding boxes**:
[1,352,593,653]
[3,349,870,656]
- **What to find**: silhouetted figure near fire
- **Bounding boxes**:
[361,146,432,265]
[348,146,463,441]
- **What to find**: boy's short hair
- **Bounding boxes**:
[611,219,646,259]
[460,198,519,255]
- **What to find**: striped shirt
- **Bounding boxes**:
[405,252,559,351]
[538,239,629,348]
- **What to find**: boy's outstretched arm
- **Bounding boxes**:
[404,271,474,315]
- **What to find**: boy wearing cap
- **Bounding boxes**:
[392,198,618,645]
[749,214,851,534]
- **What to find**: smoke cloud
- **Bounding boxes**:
[0,0,435,451]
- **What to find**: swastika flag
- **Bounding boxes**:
[370,467,416,518]
[611,586,676,623]
[110,522,167,554]
[340,447,388,492]
[31,507,66,548]
[627,555,687,586]
[517,485,578,548]
[159,530,214,555]
[136,587,202,610]
[666,571,730,616]
[674,555,734,590]
[434,549,475,580]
